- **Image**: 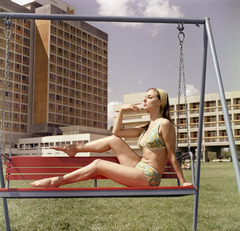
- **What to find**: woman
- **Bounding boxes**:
[30,88,191,188]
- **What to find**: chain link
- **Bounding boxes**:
[177,23,190,153]
[0,18,13,158]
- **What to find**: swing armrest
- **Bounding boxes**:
[176,152,193,160]
[1,153,11,161]
[177,151,196,189]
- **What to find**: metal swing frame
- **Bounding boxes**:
[0,13,239,231]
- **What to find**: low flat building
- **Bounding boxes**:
[4,126,113,158]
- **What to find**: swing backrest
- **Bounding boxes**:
[5,156,179,183]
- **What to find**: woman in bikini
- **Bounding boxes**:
[30,88,192,188]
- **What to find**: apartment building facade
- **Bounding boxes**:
[33,4,108,136]
[0,0,108,155]
[113,90,240,161]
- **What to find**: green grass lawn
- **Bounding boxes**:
[0,162,239,231]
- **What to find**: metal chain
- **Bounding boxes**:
[0,18,13,158]
[177,22,190,153]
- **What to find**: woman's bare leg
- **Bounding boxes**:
[51,135,140,166]
[30,135,147,188]
[30,159,149,188]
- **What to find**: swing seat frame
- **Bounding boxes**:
[0,186,196,199]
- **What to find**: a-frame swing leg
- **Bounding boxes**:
[205,18,240,196]
[0,158,10,231]
[192,21,208,231]
[2,198,10,231]
[193,17,240,231]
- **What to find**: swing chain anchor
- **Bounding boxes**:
[177,22,185,45]
[4,17,13,40]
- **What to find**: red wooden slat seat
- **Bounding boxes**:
[0,156,197,199]
[5,156,180,183]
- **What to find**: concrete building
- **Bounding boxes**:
[15,126,113,157]
[113,90,240,161]
[0,0,108,157]
[3,125,113,159]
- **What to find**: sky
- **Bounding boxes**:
[12,0,240,127]
[63,0,240,127]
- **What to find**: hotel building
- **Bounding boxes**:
[113,90,240,162]
[0,0,108,157]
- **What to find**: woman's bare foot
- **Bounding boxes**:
[50,144,77,157]
[30,177,62,188]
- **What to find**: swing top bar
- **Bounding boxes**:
[0,13,205,25]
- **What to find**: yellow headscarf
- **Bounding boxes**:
[157,89,168,109]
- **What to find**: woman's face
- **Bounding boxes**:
[143,89,161,111]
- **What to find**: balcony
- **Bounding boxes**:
[204,107,216,113]
[123,112,149,121]
[204,137,217,143]
[219,136,228,142]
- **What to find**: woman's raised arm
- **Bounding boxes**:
[112,103,143,138]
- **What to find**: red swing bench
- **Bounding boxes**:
[0,155,196,198]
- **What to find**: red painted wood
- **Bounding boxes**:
[6,156,119,168]
[6,167,81,174]
[164,167,176,172]
[0,185,195,192]
[162,174,178,179]
[5,156,180,183]
[6,174,108,181]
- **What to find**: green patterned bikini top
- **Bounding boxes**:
[138,119,166,150]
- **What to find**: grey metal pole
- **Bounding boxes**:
[192,22,208,231]
[0,13,205,24]
[0,158,10,231]
[205,18,240,196]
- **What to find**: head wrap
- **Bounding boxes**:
[157,89,168,109]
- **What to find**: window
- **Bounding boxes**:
[22,85,28,91]
[22,75,28,82]
[51,35,56,41]
[50,84,55,90]
[20,124,26,130]
[50,74,55,80]
[23,38,30,44]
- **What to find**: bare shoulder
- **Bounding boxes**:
[160,119,176,144]
[160,118,174,130]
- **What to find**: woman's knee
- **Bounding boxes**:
[91,159,104,173]
[109,135,124,144]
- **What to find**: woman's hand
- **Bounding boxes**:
[182,182,193,187]
[112,102,143,137]
[122,103,142,112]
